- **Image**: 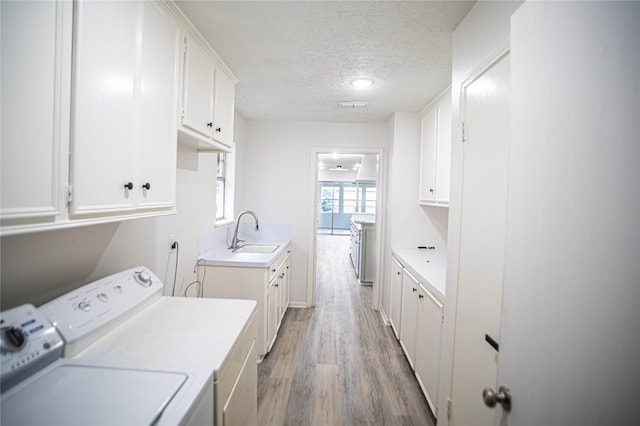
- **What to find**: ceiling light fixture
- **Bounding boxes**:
[329,165,349,171]
[350,78,374,89]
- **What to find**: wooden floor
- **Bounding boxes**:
[257,234,435,426]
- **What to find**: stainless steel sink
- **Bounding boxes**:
[232,244,279,253]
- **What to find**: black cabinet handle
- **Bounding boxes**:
[206,122,213,128]
[485,334,500,352]
[142,182,151,190]
[215,127,221,133]
[412,287,417,292]
[124,182,133,190]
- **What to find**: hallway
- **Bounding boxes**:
[257,234,435,425]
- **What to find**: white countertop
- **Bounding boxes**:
[392,248,446,302]
[75,297,257,425]
[199,240,290,267]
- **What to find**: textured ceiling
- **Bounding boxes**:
[175,1,475,122]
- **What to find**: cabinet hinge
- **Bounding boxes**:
[461,121,466,143]
[447,397,453,420]
[65,185,73,204]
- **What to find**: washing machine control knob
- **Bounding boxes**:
[0,326,26,352]
[135,271,152,287]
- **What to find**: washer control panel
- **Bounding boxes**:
[0,304,64,391]
[38,267,163,357]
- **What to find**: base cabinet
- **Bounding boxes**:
[390,257,404,339]
[400,269,420,368]
[395,255,444,417]
[215,308,257,426]
[414,285,443,416]
[200,246,291,359]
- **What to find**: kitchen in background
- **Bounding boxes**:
[316,153,377,284]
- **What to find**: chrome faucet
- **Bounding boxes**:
[229,210,259,250]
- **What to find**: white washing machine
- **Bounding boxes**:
[0,302,197,426]
[1,266,257,425]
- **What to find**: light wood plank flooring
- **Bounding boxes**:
[258,234,436,426]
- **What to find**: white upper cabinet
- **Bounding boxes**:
[419,107,438,203]
[213,68,236,148]
[181,37,216,138]
[419,88,452,206]
[137,2,181,210]
[0,1,235,236]
[1,0,72,229]
[70,1,180,217]
[179,35,236,152]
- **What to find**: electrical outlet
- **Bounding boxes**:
[168,235,177,253]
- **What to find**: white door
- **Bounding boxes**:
[182,37,214,137]
[1,0,68,222]
[137,1,179,210]
[70,0,138,215]
[212,68,235,148]
[419,107,438,202]
[494,2,640,425]
[450,52,510,426]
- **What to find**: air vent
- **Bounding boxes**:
[338,101,368,110]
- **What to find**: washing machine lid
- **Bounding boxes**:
[1,362,187,426]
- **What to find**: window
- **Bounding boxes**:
[320,184,339,212]
[216,153,226,220]
[318,182,376,215]
[364,185,376,215]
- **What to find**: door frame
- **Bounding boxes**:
[306,147,386,309]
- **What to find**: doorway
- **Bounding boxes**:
[307,148,384,308]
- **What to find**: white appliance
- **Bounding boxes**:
[1,267,256,425]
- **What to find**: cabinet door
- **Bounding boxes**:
[399,269,419,368]
[276,260,290,327]
[137,2,179,210]
[414,284,443,416]
[70,0,138,215]
[1,1,69,223]
[266,280,277,352]
[223,342,258,426]
[213,69,235,147]
[419,107,438,203]
[283,257,290,312]
[435,90,452,204]
[182,38,215,138]
[390,257,404,339]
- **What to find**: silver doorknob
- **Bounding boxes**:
[482,386,511,411]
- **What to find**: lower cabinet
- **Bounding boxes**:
[215,308,257,426]
[389,257,404,339]
[200,246,291,359]
[414,285,443,416]
[395,254,444,417]
[400,269,420,368]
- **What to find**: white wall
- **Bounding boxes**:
[380,112,449,321]
[238,120,388,305]
[437,1,523,423]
